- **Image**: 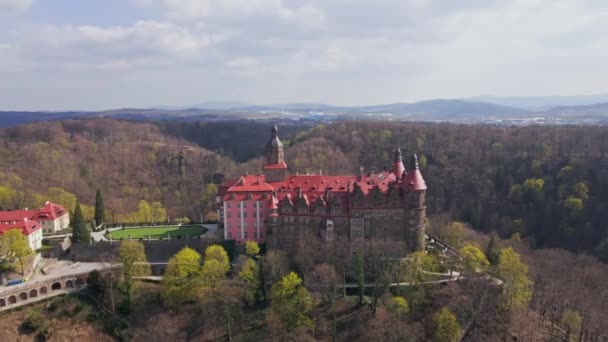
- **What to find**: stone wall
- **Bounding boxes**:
[68,237,219,263]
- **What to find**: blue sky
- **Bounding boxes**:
[1,0,607,110]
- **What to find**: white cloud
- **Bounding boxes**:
[2,0,608,109]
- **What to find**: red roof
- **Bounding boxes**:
[403,169,427,191]
[30,202,67,220]
[393,160,405,179]
[0,202,68,225]
[264,161,288,170]
[226,175,276,194]
[0,219,42,236]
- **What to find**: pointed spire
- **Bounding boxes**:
[403,153,426,191]
[394,147,403,162]
[409,153,420,170]
[393,147,405,178]
[265,125,285,167]
[271,125,278,138]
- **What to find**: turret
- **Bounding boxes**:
[403,153,427,252]
[393,147,405,179]
[264,125,288,182]
[265,125,284,165]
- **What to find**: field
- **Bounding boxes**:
[107,225,207,240]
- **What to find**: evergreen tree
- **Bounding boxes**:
[486,234,500,266]
[94,189,104,228]
[71,201,91,243]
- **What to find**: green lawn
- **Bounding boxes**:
[108,225,207,240]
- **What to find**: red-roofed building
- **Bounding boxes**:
[221,126,427,255]
[0,201,70,235]
[0,219,43,251]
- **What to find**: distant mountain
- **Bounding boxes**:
[532,102,608,124]
[234,99,526,121]
[152,100,251,110]
[468,95,608,110]
[342,99,526,119]
[3,98,608,127]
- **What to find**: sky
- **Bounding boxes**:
[0,0,607,110]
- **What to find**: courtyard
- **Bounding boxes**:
[107,225,207,240]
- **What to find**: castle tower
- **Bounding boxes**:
[264,125,288,182]
[403,153,427,252]
[393,147,405,179]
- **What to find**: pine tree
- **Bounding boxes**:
[94,189,104,229]
[486,234,500,266]
[71,201,91,243]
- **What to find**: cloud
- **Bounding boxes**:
[1,0,608,109]
[0,0,33,12]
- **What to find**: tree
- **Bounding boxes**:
[386,296,409,320]
[401,251,439,287]
[200,183,218,218]
[200,259,227,290]
[486,234,500,266]
[71,201,90,243]
[432,307,461,342]
[204,245,230,274]
[270,272,315,333]
[562,309,582,342]
[496,248,533,311]
[94,189,104,228]
[136,200,153,223]
[118,240,150,303]
[1,228,33,275]
[239,258,260,306]
[245,240,260,257]
[150,201,167,224]
[443,221,465,248]
[44,187,77,212]
[162,247,202,308]
[460,244,490,274]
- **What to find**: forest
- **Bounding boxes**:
[164,120,608,263]
[0,119,606,261]
[0,118,607,340]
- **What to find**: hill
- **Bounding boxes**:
[0,118,237,219]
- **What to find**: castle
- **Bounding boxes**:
[219,126,427,255]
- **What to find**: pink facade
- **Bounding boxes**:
[223,198,268,243]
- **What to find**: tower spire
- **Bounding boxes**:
[263,125,287,182]
[265,125,285,166]
[409,153,419,170]
[393,147,405,178]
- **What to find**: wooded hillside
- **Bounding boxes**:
[0,119,236,220]
[0,118,607,262]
